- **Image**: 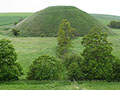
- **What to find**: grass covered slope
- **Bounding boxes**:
[15,6,113,37]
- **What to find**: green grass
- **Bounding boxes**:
[15,6,112,37]
[0,13,120,89]
[0,80,120,90]
[0,13,33,36]
[0,13,32,26]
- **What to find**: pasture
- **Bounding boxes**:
[0,13,120,90]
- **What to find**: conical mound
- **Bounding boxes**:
[15,6,113,37]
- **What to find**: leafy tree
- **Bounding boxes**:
[14,21,18,25]
[56,19,76,58]
[64,54,84,81]
[27,55,63,80]
[112,58,120,81]
[81,27,116,81]
[108,21,120,29]
[0,39,23,81]
[63,54,82,69]
[12,29,20,37]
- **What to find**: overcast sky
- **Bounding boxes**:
[1,0,120,16]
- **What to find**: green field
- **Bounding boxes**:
[0,13,32,26]
[0,13,120,90]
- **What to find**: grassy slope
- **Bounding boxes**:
[15,6,112,37]
[0,13,120,89]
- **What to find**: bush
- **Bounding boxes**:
[108,21,120,29]
[81,27,116,81]
[14,21,18,25]
[27,55,63,80]
[63,54,84,80]
[12,29,20,36]
[0,39,23,81]
[63,54,83,68]
[112,58,120,81]
[67,62,84,81]
[40,33,45,37]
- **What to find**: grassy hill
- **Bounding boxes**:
[14,6,112,37]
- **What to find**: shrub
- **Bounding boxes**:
[27,55,63,80]
[63,54,83,68]
[0,39,23,81]
[14,21,18,25]
[12,29,20,37]
[81,27,116,81]
[67,62,83,81]
[112,58,120,81]
[108,21,120,29]
[40,33,45,37]
[63,54,84,81]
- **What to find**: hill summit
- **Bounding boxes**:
[15,6,113,37]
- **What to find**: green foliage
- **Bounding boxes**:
[14,21,18,25]
[0,39,23,81]
[63,54,82,68]
[15,6,112,37]
[81,27,116,81]
[27,55,63,80]
[67,62,83,81]
[112,59,120,81]
[56,19,75,58]
[12,29,20,36]
[108,21,120,29]
[63,54,84,80]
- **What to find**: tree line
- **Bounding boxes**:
[0,19,120,81]
[108,21,120,29]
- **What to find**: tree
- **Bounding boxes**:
[108,21,120,29]
[81,27,115,81]
[0,39,23,81]
[27,55,63,80]
[12,29,20,37]
[64,54,84,81]
[56,19,76,58]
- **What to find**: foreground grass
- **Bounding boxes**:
[0,80,120,90]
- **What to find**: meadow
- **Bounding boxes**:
[0,13,120,90]
[0,13,32,26]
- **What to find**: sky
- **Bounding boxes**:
[1,0,120,16]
